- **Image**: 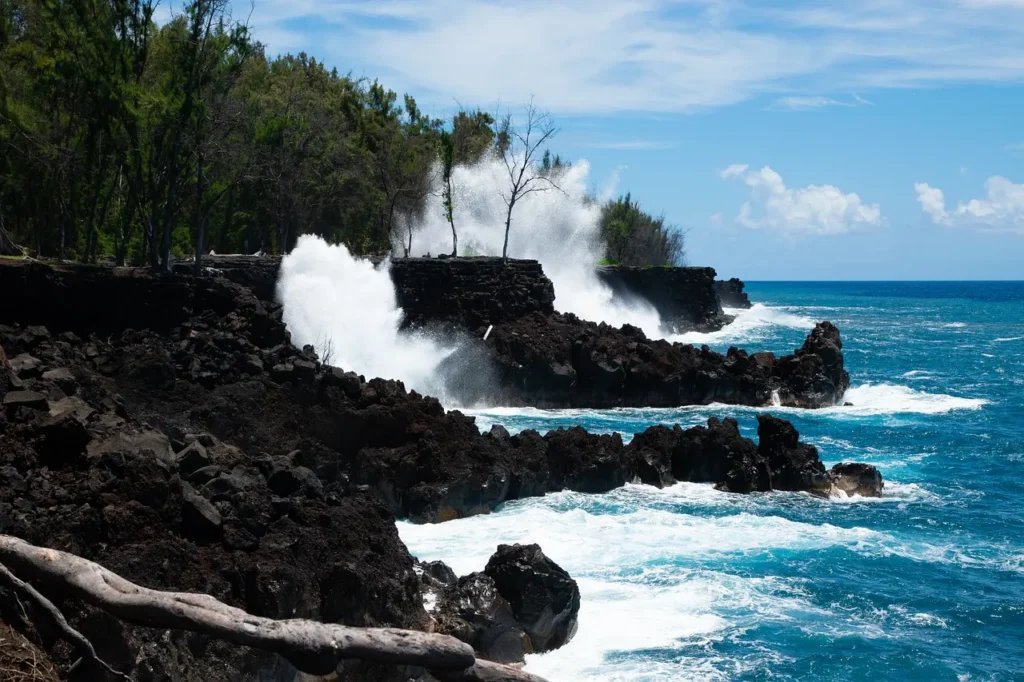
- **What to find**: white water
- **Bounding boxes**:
[397,482,990,682]
[838,383,988,416]
[671,304,815,345]
[404,158,665,337]
[276,235,453,394]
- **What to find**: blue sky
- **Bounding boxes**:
[169,0,1024,279]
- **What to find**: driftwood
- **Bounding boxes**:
[0,535,548,682]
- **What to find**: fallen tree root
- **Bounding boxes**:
[0,535,548,681]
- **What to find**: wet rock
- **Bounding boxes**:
[484,544,580,652]
[830,462,884,498]
[757,413,830,494]
[270,362,294,383]
[322,366,363,398]
[434,572,531,664]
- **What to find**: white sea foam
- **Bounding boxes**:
[670,304,815,345]
[399,484,1013,681]
[993,336,1024,342]
[838,384,988,415]
[900,370,935,379]
[277,235,454,395]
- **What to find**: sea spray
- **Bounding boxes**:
[404,157,665,337]
[277,235,453,395]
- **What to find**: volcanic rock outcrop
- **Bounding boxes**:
[0,260,878,681]
[714,278,753,309]
[417,544,580,666]
[442,313,849,409]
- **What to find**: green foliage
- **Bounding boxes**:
[0,0,449,263]
[599,193,685,267]
[0,2,683,268]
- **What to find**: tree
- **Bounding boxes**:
[599,192,685,266]
[437,128,457,256]
[496,100,559,260]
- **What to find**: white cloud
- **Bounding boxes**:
[230,0,1024,114]
[768,94,872,111]
[916,177,1024,233]
[723,165,883,235]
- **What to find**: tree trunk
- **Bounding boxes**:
[502,199,515,261]
[0,535,548,682]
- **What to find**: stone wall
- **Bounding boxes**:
[596,265,726,332]
[193,255,555,332]
[387,257,555,331]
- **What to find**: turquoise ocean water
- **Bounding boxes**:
[399,282,1024,682]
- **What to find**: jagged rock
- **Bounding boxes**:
[238,353,264,375]
[484,544,580,652]
[293,358,317,382]
[757,414,830,494]
[270,362,294,383]
[830,462,884,498]
[434,572,531,664]
[175,441,212,475]
[86,431,176,468]
[8,353,42,379]
[3,390,48,411]
[48,396,95,421]
[322,366,363,398]
[268,465,323,498]
[714,278,753,308]
[36,411,92,466]
[42,367,77,394]
[180,482,223,542]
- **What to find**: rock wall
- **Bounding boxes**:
[596,265,726,332]
[714,278,753,309]
[193,255,555,332]
[387,257,554,331]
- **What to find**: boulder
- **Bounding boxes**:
[36,411,92,466]
[267,465,323,498]
[9,353,43,379]
[756,414,830,494]
[433,572,531,664]
[3,390,48,412]
[484,544,580,652]
[830,462,884,498]
[175,441,212,476]
[180,482,223,542]
[42,367,77,395]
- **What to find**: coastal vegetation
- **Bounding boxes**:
[0,0,684,267]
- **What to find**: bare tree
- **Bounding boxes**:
[496,100,560,260]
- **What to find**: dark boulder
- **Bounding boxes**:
[830,462,884,498]
[714,278,753,309]
[433,572,531,664]
[756,413,830,494]
[484,544,580,652]
[3,390,48,412]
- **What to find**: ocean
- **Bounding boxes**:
[397,281,1024,682]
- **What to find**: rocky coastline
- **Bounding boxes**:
[0,259,880,681]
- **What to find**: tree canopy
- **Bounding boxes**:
[0,0,683,267]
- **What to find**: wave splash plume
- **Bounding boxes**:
[405,158,665,338]
[277,235,454,395]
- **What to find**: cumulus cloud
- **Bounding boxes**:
[916,177,1024,232]
[721,165,883,235]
